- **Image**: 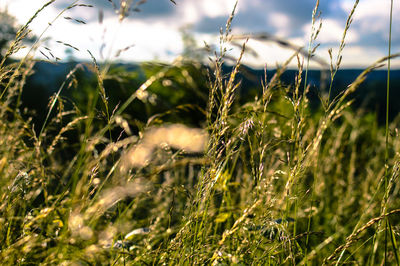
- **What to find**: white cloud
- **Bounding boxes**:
[340,0,400,37]
[302,18,359,44]
[196,0,236,18]
[3,0,51,24]
[336,45,391,68]
[238,39,304,68]
[268,12,291,37]
[341,0,398,17]
[48,18,183,62]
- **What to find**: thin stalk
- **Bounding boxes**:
[303,0,320,96]
[305,163,318,265]
[327,0,359,109]
[384,0,393,264]
[292,2,320,251]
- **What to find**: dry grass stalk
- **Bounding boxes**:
[324,208,400,264]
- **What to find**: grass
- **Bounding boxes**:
[0,0,399,265]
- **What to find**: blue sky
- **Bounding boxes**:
[3,0,400,68]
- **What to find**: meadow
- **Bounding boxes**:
[0,0,399,265]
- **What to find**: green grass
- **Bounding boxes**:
[0,0,399,265]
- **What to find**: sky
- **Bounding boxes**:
[1,0,400,68]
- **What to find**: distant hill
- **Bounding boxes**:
[21,61,400,128]
[228,65,400,122]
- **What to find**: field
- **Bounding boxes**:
[0,0,399,265]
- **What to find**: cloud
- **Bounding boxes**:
[54,0,176,21]
[51,0,348,40]
[126,0,176,19]
[342,0,400,48]
[232,10,273,34]
[194,16,227,33]
[4,0,399,67]
[303,18,359,45]
[229,0,347,38]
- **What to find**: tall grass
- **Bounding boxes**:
[0,0,399,265]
